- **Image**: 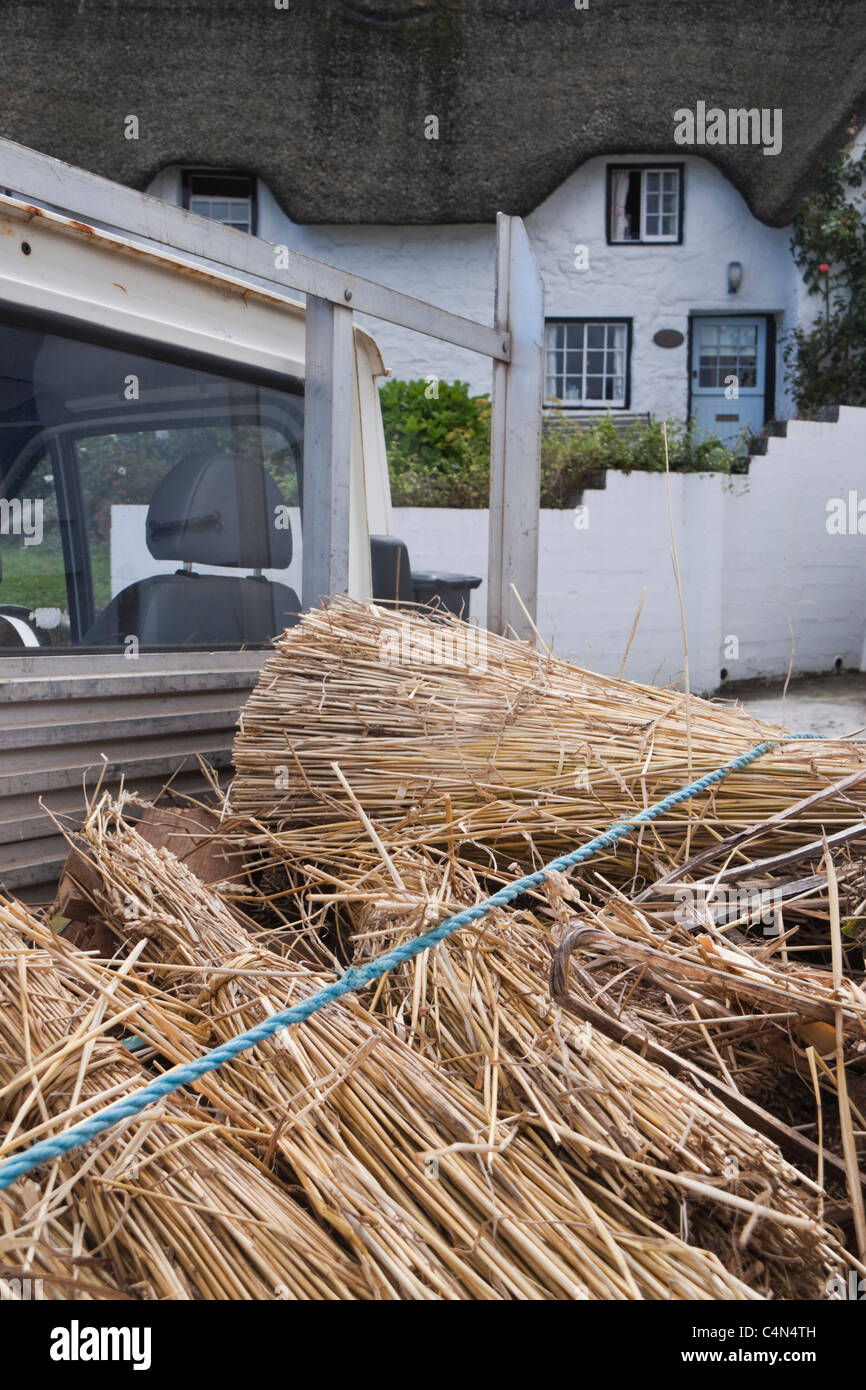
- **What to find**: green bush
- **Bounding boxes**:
[380,378,491,507]
[381,379,744,507]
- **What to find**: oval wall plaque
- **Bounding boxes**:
[653,329,685,348]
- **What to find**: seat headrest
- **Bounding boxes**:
[146,451,292,569]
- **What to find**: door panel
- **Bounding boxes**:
[691,316,767,447]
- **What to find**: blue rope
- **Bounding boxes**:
[0,736,822,1191]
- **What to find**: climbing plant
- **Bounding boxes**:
[785,139,866,415]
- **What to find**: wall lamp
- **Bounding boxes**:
[727,261,743,295]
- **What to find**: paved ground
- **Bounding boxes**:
[722,673,866,739]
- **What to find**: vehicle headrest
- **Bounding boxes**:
[146,451,292,569]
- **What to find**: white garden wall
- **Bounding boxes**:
[396,407,866,694]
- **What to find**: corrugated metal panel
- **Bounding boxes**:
[0,655,264,900]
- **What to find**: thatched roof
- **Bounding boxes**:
[1,0,864,226]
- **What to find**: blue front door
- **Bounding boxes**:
[691,316,767,447]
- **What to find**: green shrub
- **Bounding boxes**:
[540,412,742,507]
[381,378,744,507]
[380,378,491,507]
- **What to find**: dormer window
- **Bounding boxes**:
[607,165,683,244]
[181,171,257,235]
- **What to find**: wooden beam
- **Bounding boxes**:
[487,213,544,638]
[302,296,354,605]
[0,138,509,361]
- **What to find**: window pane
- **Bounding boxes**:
[545,321,626,406]
[0,321,304,652]
[0,453,70,648]
[640,168,679,240]
[545,324,564,353]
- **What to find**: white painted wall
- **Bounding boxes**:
[527,154,802,423]
[148,151,806,415]
[396,407,866,693]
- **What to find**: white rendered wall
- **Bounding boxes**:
[396,407,866,693]
[526,154,801,422]
[148,152,804,412]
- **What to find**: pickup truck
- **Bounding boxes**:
[0,140,542,899]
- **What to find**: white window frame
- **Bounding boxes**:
[640,168,680,243]
[609,165,682,245]
[188,193,254,234]
[181,170,256,236]
[544,320,629,409]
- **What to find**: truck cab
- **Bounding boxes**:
[0,192,399,897]
[0,142,541,900]
[0,194,393,655]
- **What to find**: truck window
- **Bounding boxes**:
[0,317,304,652]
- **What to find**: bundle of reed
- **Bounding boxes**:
[62,795,855,1299]
[0,1184,121,1301]
[59,794,776,1301]
[557,896,866,1043]
[228,599,866,903]
[0,897,370,1300]
[333,842,853,1298]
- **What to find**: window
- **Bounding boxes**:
[608,166,683,244]
[544,320,630,408]
[181,171,256,234]
[0,317,304,652]
[697,321,759,389]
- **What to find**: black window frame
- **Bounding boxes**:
[543,316,633,411]
[181,169,258,236]
[605,164,685,246]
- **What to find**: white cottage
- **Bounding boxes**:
[147,145,826,447]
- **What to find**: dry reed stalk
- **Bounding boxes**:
[54,797,767,1301]
[228,599,866,901]
[0,898,369,1300]
[226,599,866,1167]
[334,847,849,1298]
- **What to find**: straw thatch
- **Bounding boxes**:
[5,596,866,1300]
[0,897,370,1299]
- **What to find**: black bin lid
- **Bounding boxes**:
[412,570,482,591]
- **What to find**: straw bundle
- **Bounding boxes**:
[7,599,865,1299]
[0,896,369,1300]
[229,598,866,898]
[223,598,866,1296]
[52,794,849,1299]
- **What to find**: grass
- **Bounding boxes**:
[0,541,111,613]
